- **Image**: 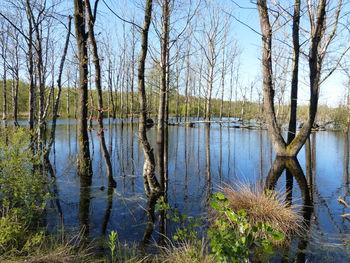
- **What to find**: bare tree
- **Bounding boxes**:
[9,28,20,126]
[157,0,170,195]
[257,0,345,156]
[44,16,72,175]
[0,22,9,122]
[85,0,116,187]
[138,0,161,196]
[194,1,230,122]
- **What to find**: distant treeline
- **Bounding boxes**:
[0,79,347,124]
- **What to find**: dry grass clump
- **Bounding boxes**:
[156,240,214,263]
[0,233,94,263]
[220,183,304,237]
[23,246,91,263]
[0,246,92,263]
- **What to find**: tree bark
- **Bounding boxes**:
[286,0,326,155]
[107,59,116,118]
[85,0,116,188]
[184,48,190,121]
[2,46,7,121]
[257,0,327,157]
[26,0,35,132]
[11,31,20,126]
[44,16,72,176]
[257,0,286,156]
[138,0,161,196]
[74,0,92,176]
[157,0,170,194]
[287,0,300,144]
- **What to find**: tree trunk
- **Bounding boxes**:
[257,0,286,155]
[107,59,116,119]
[257,0,326,157]
[11,32,20,126]
[287,0,300,144]
[175,64,180,122]
[12,76,19,126]
[157,0,169,195]
[2,49,7,121]
[184,48,190,121]
[131,23,136,122]
[286,0,326,155]
[206,63,213,122]
[85,0,116,187]
[228,62,233,118]
[219,42,226,120]
[44,16,72,176]
[285,0,300,205]
[67,78,70,117]
[138,0,161,197]
[197,59,203,120]
[74,0,92,176]
[26,0,35,132]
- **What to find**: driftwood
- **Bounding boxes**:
[169,120,245,126]
[341,213,350,218]
[168,120,264,130]
[338,197,350,219]
[337,197,350,208]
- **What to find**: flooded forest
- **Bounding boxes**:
[1,0,350,262]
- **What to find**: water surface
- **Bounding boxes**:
[45,119,350,262]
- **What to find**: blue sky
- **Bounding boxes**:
[92,0,349,107]
[227,1,349,107]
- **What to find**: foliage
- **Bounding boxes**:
[208,192,284,263]
[0,127,50,255]
[107,231,118,263]
[156,196,200,242]
[105,230,142,263]
[328,105,349,125]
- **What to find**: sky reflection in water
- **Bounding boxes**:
[46,119,350,262]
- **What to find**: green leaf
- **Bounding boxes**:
[210,201,222,211]
[273,231,284,241]
[216,192,226,201]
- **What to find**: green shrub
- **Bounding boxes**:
[0,128,49,255]
[208,192,284,263]
[156,196,200,242]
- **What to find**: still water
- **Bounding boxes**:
[45,118,350,262]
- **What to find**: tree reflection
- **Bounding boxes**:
[140,191,159,246]
[265,157,313,263]
[205,125,212,203]
[79,175,92,237]
[344,129,349,190]
[101,185,114,236]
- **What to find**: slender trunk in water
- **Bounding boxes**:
[85,0,116,187]
[44,16,72,177]
[74,0,92,176]
[138,0,161,197]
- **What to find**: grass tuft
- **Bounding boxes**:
[218,183,304,237]
[0,232,94,263]
[156,240,214,263]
